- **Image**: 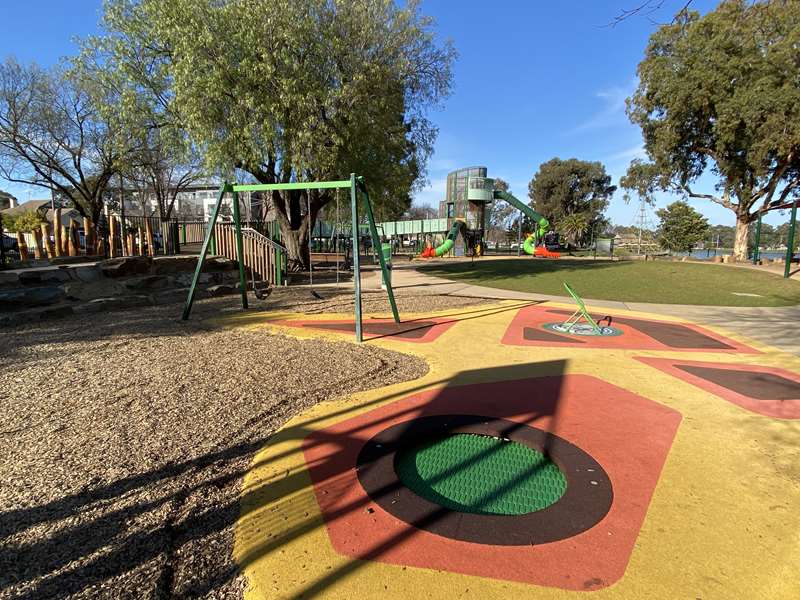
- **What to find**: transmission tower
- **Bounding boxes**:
[631,197,657,255]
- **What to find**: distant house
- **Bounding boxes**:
[0,190,18,211]
[0,199,82,229]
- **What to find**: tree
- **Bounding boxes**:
[559,212,590,247]
[528,158,615,245]
[485,177,515,243]
[3,209,44,233]
[0,58,127,224]
[621,1,800,261]
[76,14,206,222]
[96,0,455,270]
[655,200,709,253]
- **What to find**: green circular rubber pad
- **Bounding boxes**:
[394,433,567,515]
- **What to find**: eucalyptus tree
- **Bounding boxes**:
[621,0,800,260]
[96,0,455,269]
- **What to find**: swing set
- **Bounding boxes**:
[181,173,400,342]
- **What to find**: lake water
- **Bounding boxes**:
[679,249,794,260]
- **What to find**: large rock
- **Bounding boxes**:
[151,256,198,275]
[19,269,71,286]
[0,272,19,288]
[0,286,65,311]
[62,280,127,301]
[124,275,171,291]
[99,256,153,278]
[71,266,102,282]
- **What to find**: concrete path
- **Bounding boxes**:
[377,264,800,355]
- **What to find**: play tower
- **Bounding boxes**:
[421,165,556,258]
[437,166,493,256]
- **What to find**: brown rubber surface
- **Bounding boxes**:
[676,365,800,400]
[522,327,585,344]
[546,309,735,350]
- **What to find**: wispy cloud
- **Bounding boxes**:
[566,78,637,135]
[607,144,647,162]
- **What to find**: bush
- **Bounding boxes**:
[4,210,45,233]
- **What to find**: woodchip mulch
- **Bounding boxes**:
[0,290,489,599]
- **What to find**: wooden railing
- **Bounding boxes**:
[214,223,286,286]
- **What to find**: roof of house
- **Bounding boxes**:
[0,199,50,217]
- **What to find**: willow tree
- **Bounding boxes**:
[97,0,455,270]
[621,0,800,260]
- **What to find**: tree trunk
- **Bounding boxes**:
[733,214,750,261]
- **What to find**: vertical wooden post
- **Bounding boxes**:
[127,232,135,256]
[145,219,155,256]
[109,216,118,258]
[17,232,29,261]
[53,208,63,257]
[68,220,79,256]
[31,229,44,259]
[138,227,145,255]
[83,217,93,255]
[40,222,54,258]
[61,224,70,256]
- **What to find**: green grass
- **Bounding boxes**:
[419,259,800,306]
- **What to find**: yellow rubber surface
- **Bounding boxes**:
[219,300,800,600]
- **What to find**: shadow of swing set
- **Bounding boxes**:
[180,174,399,342]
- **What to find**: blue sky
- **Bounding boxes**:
[0,0,786,226]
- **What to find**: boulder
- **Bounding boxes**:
[71,266,102,282]
[207,284,236,297]
[0,272,19,288]
[19,269,71,285]
[151,256,198,275]
[123,275,171,291]
[204,257,238,272]
[0,286,65,311]
[99,256,153,278]
[62,280,127,301]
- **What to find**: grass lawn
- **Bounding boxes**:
[418,259,800,306]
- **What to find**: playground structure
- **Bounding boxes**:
[181,174,400,342]
[419,166,560,259]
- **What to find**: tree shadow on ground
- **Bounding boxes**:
[0,359,568,598]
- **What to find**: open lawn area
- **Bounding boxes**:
[418,258,800,306]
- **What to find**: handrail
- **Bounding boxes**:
[241,226,287,252]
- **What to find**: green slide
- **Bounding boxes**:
[493,190,549,254]
[432,219,466,257]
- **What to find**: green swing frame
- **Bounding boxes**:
[181,173,400,342]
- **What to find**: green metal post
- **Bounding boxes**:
[753,213,762,264]
[181,223,186,245]
[231,190,249,309]
[350,174,363,342]
[209,229,217,255]
[182,182,229,320]
[359,179,400,324]
[784,200,797,279]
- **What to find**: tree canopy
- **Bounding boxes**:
[94,0,455,268]
[528,157,614,245]
[0,58,127,223]
[621,0,800,260]
[656,200,710,253]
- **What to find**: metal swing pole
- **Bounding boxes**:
[350,174,363,342]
